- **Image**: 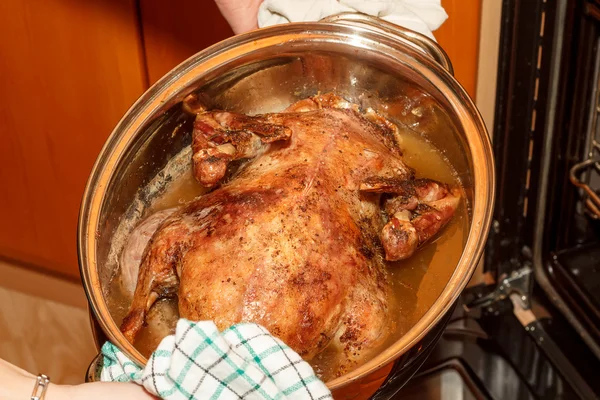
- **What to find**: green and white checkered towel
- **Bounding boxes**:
[101,319,332,400]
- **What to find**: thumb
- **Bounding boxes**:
[215,0,263,34]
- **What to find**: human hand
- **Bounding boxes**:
[0,358,39,400]
[214,0,263,34]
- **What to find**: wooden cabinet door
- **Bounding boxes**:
[437,0,482,99]
[0,0,147,278]
[140,0,233,84]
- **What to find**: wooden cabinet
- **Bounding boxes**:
[0,0,147,279]
[0,0,481,279]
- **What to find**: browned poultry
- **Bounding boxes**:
[120,93,460,373]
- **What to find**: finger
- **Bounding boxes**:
[214,0,262,34]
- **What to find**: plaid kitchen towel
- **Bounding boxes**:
[100,319,332,400]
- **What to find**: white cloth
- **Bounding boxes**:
[257,0,448,40]
[101,319,331,399]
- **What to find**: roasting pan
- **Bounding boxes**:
[78,13,495,399]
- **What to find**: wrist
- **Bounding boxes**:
[46,383,74,400]
[0,363,33,400]
[0,359,72,400]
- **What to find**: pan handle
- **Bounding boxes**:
[320,12,454,75]
[85,353,103,383]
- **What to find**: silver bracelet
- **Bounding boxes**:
[30,374,50,400]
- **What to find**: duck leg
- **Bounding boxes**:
[360,177,461,261]
[120,217,190,343]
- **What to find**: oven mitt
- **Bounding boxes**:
[100,319,332,400]
[257,0,448,40]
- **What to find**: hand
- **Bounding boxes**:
[215,0,263,34]
[0,358,155,400]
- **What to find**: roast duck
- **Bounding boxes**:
[120,93,461,374]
